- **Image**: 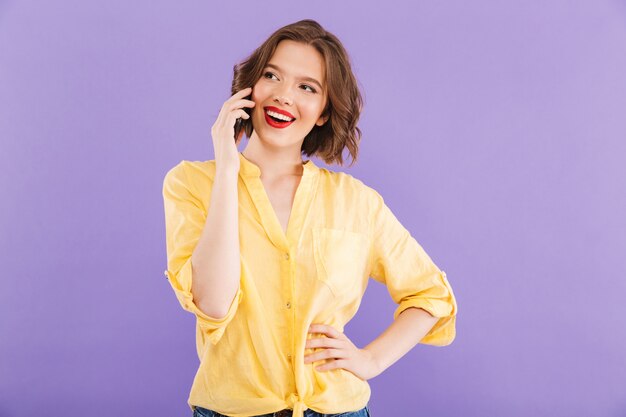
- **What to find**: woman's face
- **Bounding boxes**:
[250,40,328,148]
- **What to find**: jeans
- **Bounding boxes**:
[192,403,371,417]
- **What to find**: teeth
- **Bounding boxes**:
[266,109,294,122]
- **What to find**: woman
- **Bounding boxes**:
[163,19,457,417]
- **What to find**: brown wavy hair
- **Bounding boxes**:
[231,19,364,167]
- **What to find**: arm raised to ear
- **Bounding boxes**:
[162,161,243,345]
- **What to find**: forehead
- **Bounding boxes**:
[268,40,326,83]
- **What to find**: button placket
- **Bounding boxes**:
[284,254,292,308]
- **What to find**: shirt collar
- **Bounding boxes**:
[238,151,318,178]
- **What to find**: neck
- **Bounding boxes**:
[241,141,305,178]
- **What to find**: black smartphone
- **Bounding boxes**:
[234,93,253,141]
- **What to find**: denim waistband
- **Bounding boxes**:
[192,403,370,417]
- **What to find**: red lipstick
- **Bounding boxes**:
[263,106,296,129]
[265,106,295,119]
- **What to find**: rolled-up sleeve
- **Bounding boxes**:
[162,161,243,345]
[367,190,457,346]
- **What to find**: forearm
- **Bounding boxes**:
[363,307,439,374]
[191,169,240,319]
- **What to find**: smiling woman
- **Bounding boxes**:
[163,18,457,417]
[231,21,364,168]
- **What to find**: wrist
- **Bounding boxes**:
[215,168,239,180]
[363,346,383,374]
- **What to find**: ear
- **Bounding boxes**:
[316,112,329,126]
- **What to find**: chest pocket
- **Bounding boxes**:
[312,227,370,298]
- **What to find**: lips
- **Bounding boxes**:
[264,106,295,119]
[263,106,296,129]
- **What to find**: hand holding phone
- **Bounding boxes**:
[210,87,255,174]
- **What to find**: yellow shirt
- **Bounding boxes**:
[162,152,457,417]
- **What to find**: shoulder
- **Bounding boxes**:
[317,167,382,206]
[173,159,216,179]
[163,159,217,205]
[164,159,216,185]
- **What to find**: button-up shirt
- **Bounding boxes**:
[162,152,457,417]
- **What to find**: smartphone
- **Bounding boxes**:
[234,93,253,141]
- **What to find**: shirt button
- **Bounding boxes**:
[163,270,168,279]
[284,252,290,260]
[286,301,291,309]
[287,354,292,361]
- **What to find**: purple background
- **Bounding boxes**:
[1,1,625,416]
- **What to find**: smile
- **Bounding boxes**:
[263,106,296,129]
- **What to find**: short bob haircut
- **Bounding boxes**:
[232,19,364,167]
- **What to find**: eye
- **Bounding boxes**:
[263,71,276,78]
[263,71,317,93]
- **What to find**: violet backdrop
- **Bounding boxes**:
[1,1,625,416]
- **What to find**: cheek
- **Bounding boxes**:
[251,82,271,100]
[251,87,271,114]
[300,101,324,121]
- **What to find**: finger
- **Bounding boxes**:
[216,88,252,119]
[227,99,256,111]
[305,335,344,350]
[213,110,246,133]
[234,86,252,96]
[231,109,249,120]
[223,110,249,127]
[227,106,252,121]
[305,348,346,364]
[316,359,339,371]
[220,107,251,128]
[220,87,252,111]
[212,111,248,139]
[315,358,347,371]
[230,87,252,101]
[309,324,342,339]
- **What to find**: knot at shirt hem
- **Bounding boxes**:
[287,393,307,417]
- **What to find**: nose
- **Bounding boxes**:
[273,88,293,106]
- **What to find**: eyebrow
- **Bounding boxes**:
[265,63,324,90]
